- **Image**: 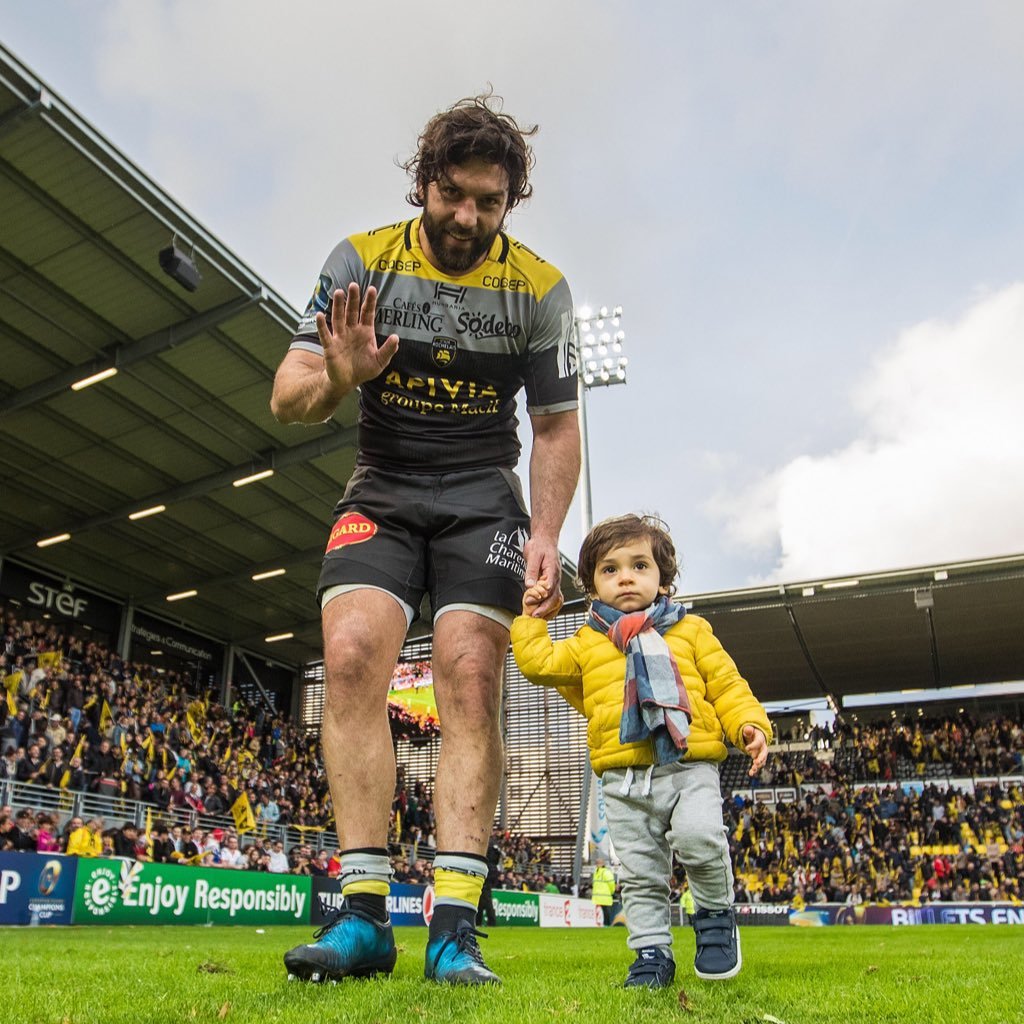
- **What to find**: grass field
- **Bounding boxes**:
[9,924,1023,1024]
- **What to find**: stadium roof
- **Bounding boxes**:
[3,43,1023,706]
[681,554,1024,709]
[0,43,359,668]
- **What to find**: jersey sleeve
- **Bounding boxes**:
[523,276,578,415]
[289,239,364,354]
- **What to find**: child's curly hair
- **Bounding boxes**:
[576,513,679,597]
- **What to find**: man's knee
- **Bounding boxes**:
[436,653,503,718]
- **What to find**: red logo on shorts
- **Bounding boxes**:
[325,512,378,553]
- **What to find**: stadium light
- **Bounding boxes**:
[37,532,71,548]
[233,468,274,488]
[252,568,287,581]
[573,304,627,894]
[70,366,118,391]
[575,304,627,535]
[128,504,166,521]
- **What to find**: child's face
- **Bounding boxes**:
[590,537,668,612]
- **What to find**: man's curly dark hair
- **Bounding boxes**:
[403,90,537,212]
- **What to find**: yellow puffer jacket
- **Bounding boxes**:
[511,613,772,777]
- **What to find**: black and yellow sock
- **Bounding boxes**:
[430,851,487,939]
[339,847,391,923]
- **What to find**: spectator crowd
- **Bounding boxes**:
[3,604,1023,905]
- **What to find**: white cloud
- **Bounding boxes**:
[711,282,1024,581]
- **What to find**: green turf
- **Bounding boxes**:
[7,924,1023,1024]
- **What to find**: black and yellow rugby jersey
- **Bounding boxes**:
[289,218,578,472]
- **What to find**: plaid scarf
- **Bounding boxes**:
[588,595,692,766]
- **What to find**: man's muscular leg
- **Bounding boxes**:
[283,589,408,982]
[322,591,408,900]
[430,610,508,853]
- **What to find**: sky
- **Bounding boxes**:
[4,0,1024,595]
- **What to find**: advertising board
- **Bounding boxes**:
[538,893,603,928]
[72,858,310,925]
[0,852,77,925]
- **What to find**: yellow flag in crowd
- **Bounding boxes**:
[186,710,203,745]
[4,670,22,695]
[231,792,256,835]
[40,688,51,710]
[100,699,113,732]
[38,650,62,669]
[5,688,16,716]
[72,734,85,762]
[145,808,154,858]
[60,767,71,789]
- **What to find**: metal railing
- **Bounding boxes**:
[0,778,437,865]
[0,778,331,854]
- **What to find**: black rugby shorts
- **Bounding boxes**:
[317,465,531,623]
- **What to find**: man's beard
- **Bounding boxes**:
[421,208,499,274]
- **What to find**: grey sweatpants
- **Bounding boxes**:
[602,760,732,951]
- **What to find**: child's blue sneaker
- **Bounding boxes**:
[692,907,741,979]
[424,920,501,985]
[624,946,676,988]
[283,899,396,982]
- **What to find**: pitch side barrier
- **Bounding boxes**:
[311,877,604,929]
[6,856,1018,928]
[680,903,1024,927]
[675,902,1024,928]
[0,858,601,929]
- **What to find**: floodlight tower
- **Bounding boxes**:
[575,304,628,536]
[572,303,627,893]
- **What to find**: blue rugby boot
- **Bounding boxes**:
[424,920,501,985]
[284,899,397,982]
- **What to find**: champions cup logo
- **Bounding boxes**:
[38,860,61,896]
[82,865,121,916]
[431,336,458,368]
[325,513,378,553]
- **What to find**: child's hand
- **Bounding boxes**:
[742,725,768,776]
[523,582,563,619]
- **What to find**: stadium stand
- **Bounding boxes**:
[4,600,1022,904]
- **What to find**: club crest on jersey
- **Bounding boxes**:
[308,273,333,316]
[431,336,458,368]
[325,512,378,552]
